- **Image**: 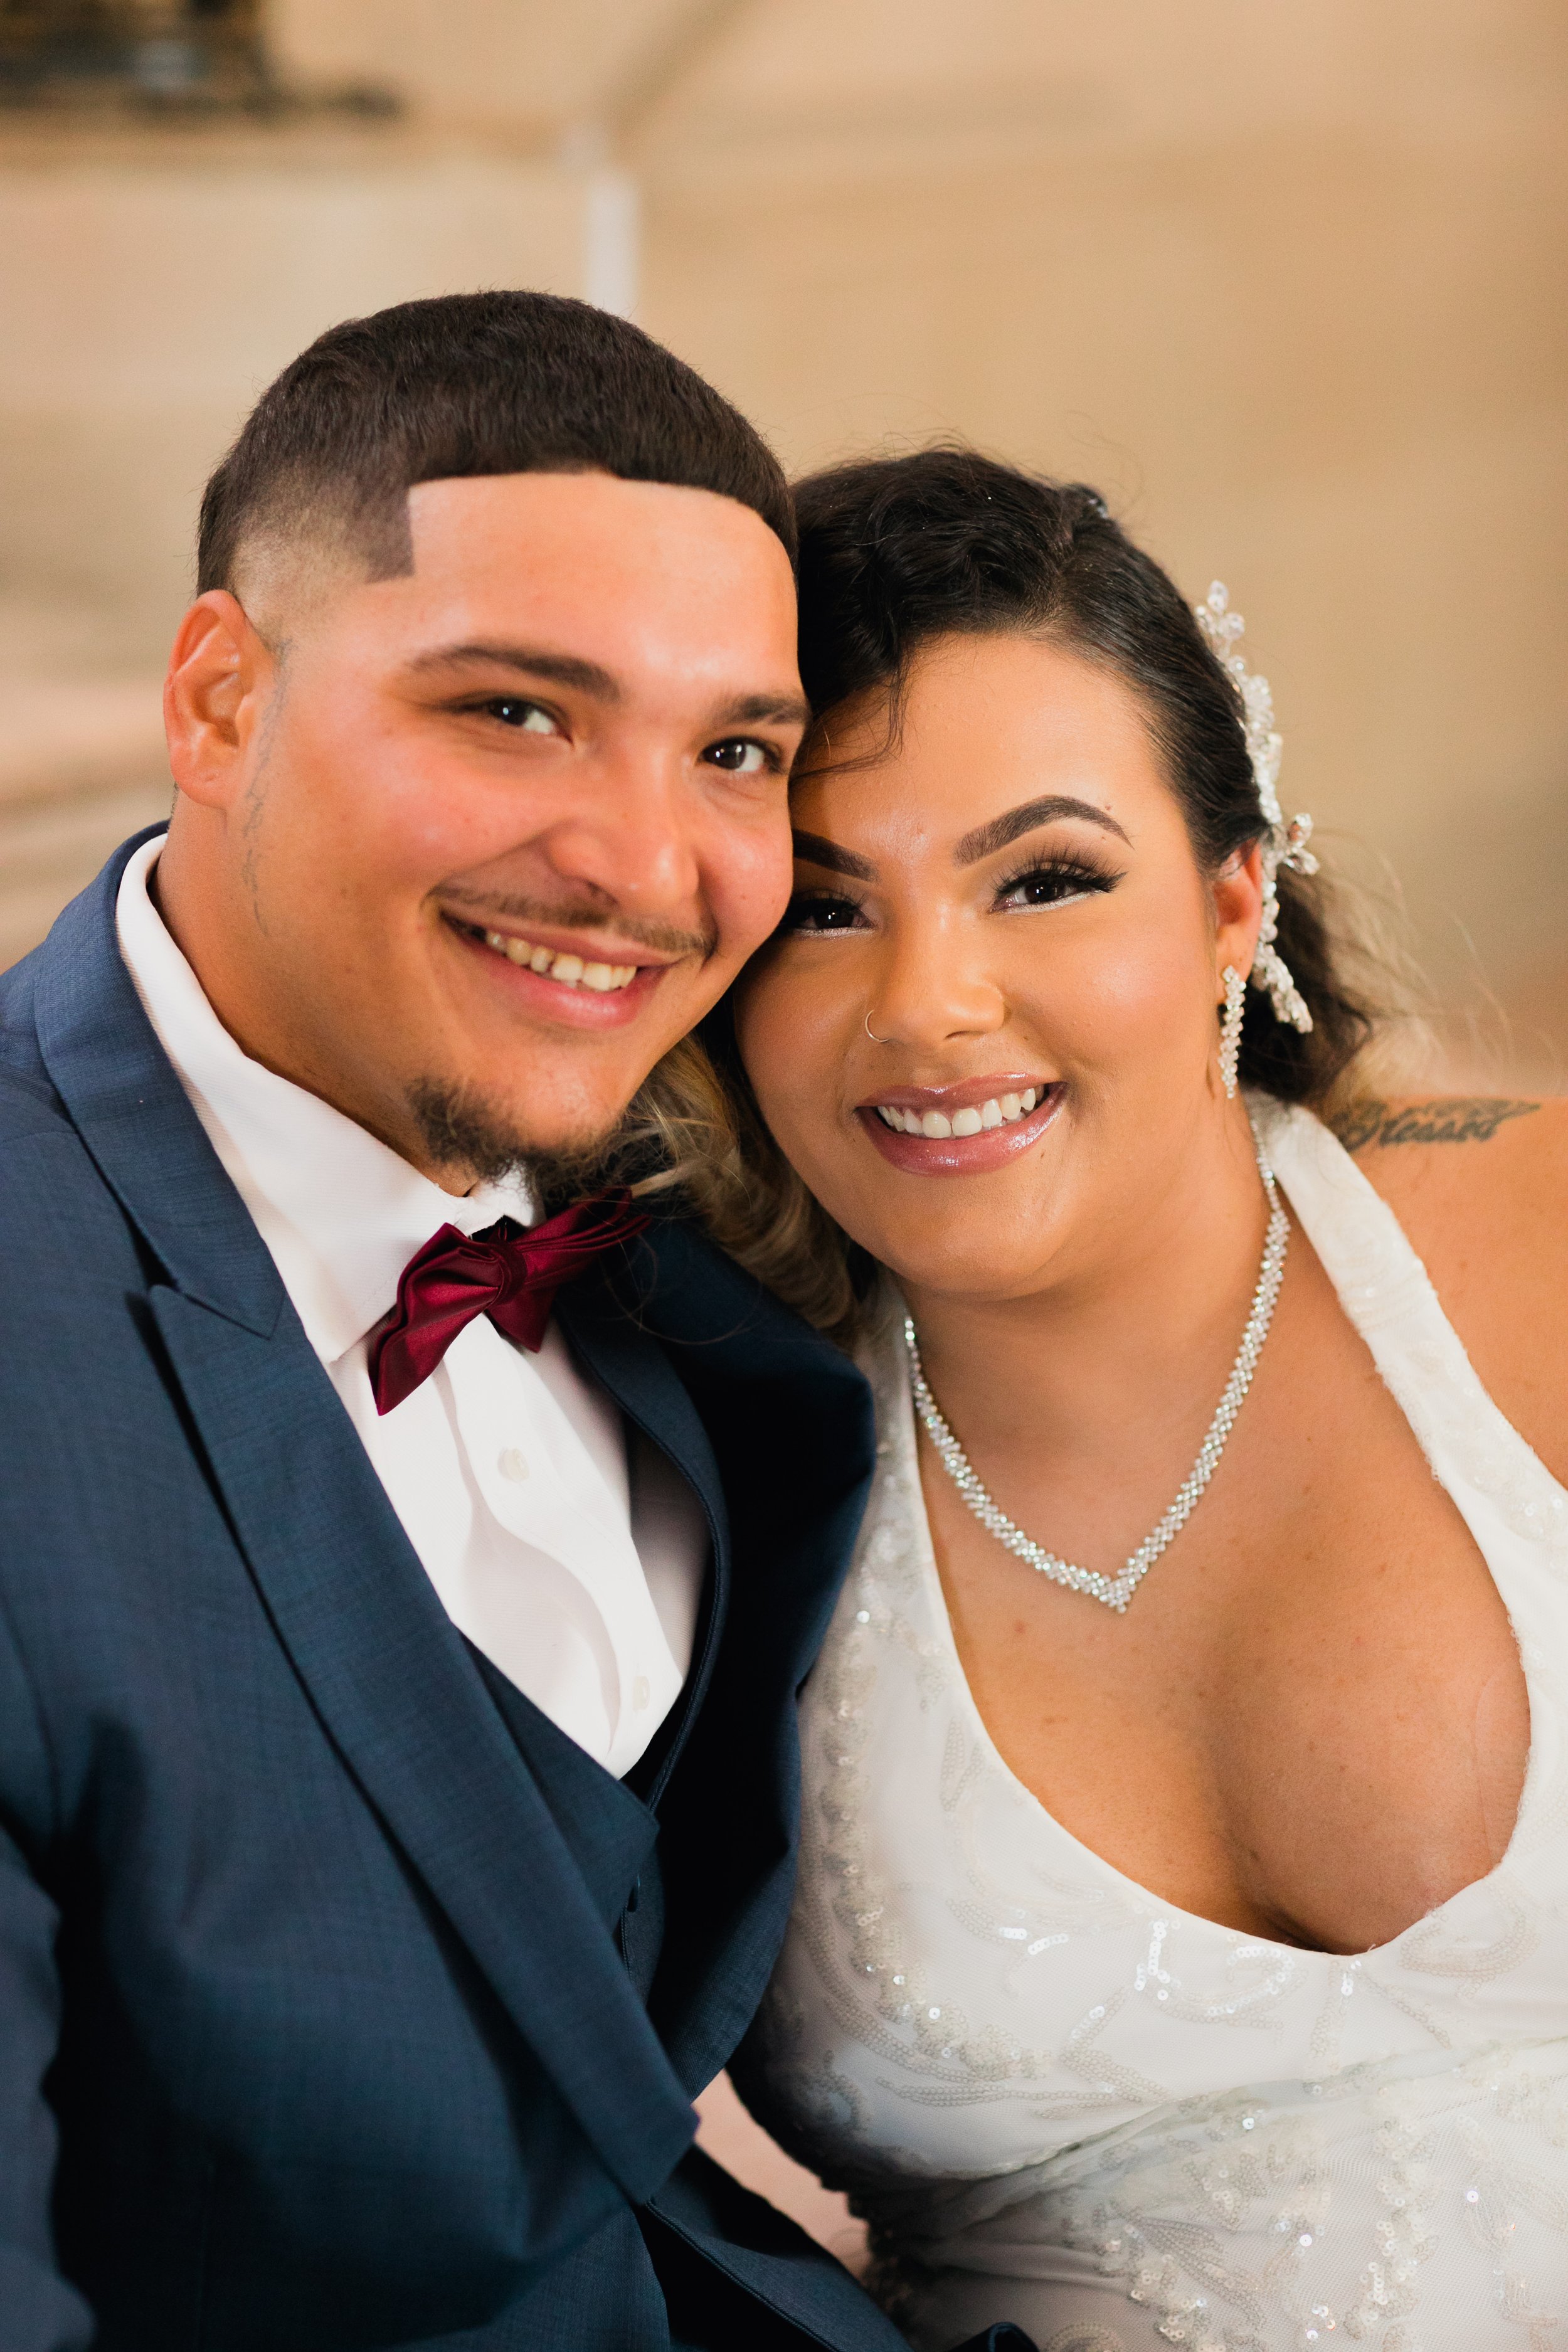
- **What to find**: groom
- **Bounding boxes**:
[0,295,1027,2352]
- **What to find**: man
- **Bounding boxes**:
[0,294,1027,2351]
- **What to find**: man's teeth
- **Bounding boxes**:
[876,1088,1041,1137]
[482,931,638,992]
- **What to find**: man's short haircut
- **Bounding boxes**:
[196,289,795,595]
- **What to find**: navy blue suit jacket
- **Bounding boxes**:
[0,835,983,2352]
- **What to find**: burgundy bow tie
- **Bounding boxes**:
[368,1190,650,1415]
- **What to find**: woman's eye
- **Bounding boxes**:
[782,891,867,935]
[996,861,1115,910]
[485,699,559,734]
[703,737,773,775]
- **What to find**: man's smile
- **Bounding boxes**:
[443,912,679,1027]
[477,927,640,993]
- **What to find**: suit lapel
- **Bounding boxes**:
[28,829,284,1337]
[554,1284,731,1798]
[32,838,695,2204]
[574,1224,878,2094]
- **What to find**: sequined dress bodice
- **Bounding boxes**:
[741,1102,1568,2352]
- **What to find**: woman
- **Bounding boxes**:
[681,453,1568,2349]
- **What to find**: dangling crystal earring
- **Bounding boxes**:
[1218,963,1246,1099]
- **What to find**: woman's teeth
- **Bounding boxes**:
[482,931,638,993]
[876,1088,1041,1138]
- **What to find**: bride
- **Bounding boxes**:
[678,452,1568,2349]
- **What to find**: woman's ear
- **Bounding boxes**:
[1212,842,1264,998]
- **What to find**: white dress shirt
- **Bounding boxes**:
[115,837,704,1778]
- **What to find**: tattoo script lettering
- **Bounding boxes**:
[1331,1095,1542,1152]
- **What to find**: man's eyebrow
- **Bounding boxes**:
[715,691,812,730]
[404,643,622,700]
[792,829,877,880]
[401,649,808,732]
[955,794,1130,866]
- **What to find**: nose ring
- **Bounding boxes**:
[865,1009,889,1044]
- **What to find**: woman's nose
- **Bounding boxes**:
[864,930,1008,1051]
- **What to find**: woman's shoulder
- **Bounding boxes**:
[1323,1089,1568,1479]
[1327,1088,1568,1228]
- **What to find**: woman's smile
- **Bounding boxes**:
[857,1076,1063,1173]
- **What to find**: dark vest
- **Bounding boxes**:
[466,1644,668,2006]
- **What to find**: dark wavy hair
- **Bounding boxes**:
[611,448,1376,1340]
[792,447,1369,1100]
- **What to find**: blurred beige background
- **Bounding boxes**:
[1,0,1564,2262]
[3,0,1565,1085]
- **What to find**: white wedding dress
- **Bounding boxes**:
[742,1101,1568,2351]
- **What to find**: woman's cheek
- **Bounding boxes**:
[1017,914,1201,1072]
[775,995,867,1191]
[738,966,833,1148]
[780,996,852,1170]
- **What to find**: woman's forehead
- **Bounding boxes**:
[791,633,1169,854]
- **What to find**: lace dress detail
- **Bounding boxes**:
[743,1102,1568,2351]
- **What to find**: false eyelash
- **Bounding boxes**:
[780,888,867,933]
[993,853,1122,907]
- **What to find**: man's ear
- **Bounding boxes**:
[164,591,276,813]
[1212,841,1264,997]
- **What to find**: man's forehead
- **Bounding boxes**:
[404,468,792,571]
[236,469,797,675]
[388,474,800,679]
[405,467,598,540]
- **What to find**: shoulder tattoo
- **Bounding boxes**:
[1330,1094,1542,1152]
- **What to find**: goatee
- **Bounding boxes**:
[404,1078,653,1214]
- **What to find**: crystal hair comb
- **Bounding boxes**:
[1194,582,1318,1034]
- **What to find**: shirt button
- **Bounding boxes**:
[632,1675,651,1711]
[497,1446,529,1483]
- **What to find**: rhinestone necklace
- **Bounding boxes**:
[903,1137,1290,1614]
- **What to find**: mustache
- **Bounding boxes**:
[438,884,715,963]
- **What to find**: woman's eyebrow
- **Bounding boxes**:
[955,795,1130,866]
[792,829,877,880]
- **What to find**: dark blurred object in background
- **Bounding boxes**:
[0,0,395,118]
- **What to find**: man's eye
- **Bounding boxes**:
[703,738,773,775]
[783,892,866,934]
[486,699,559,733]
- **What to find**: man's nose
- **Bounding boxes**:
[541,755,704,923]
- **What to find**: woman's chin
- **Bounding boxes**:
[792,1097,1081,1303]
[845,1200,1071,1305]
[872,1239,1061,1305]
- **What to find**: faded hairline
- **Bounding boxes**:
[218,467,410,610]
[208,455,623,607]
